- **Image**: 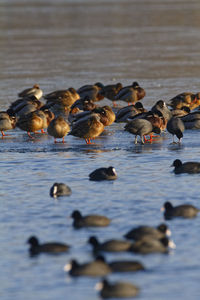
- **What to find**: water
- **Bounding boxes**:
[1,0,200,299]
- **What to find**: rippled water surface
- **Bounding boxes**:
[1,0,200,299]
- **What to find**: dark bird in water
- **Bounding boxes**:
[171,159,200,174]
[95,278,140,298]
[71,210,111,228]
[27,236,70,255]
[50,183,72,197]
[162,201,200,219]
[89,166,117,181]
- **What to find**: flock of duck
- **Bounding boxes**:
[1,81,200,145]
[2,82,200,298]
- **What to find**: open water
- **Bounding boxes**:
[1,0,200,299]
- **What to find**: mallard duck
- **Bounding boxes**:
[95,279,140,298]
[167,117,185,143]
[171,159,200,174]
[17,109,54,138]
[171,106,190,117]
[27,236,70,255]
[102,82,123,106]
[77,82,105,102]
[18,84,43,100]
[162,201,200,219]
[70,96,97,111]
[115,82,145,105]
[0,111,16,137]
[125,118,161,144]
[180,111,200,129]
[69,113,104,144]
[44,87,80,108]
[94,106,115,126]
[47,116,70,143]
[115,102,146,123]
[168,92,200,109]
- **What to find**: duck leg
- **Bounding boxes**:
[27,132,34,139]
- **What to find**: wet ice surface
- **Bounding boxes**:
[1,0,200,299]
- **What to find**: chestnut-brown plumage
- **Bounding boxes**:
[47,116,70,143]
[17,109,54,137]
[0,111,16,137]
[77,82,105,102]
[115,82,145,105]
[69,113,104,144]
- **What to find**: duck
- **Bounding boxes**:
[151,100,172,121]
[70,106,115,127]
[162,201,200,219]
[171,159,200,174]
[71,210,110,228]
[115,102,147,123]
[9,97,43,116]
[77,82,105,102]
[68,113,104,144]
[171,106,190,117]
[70,96,97,111]
[49,183,72,197]
[101,82,123,106]
[18,84,43,100]
[167,117,185,143]
[96,255,145,273]
[27,236,70,255]
[64,257,111,277]
[124,118,161,144]
[47,116,70,143]
[88,236,132,253]
[129,236,176,254]
[168,92,200,110]
[89,166,117,181]
[95,105,116,126]
[124,223,171,240]
[115,81,145,105]
[95,279,140,299]
[0,111,16,137]
[17,109,54,138]
[180,111,200,129]
[45,87,80,108]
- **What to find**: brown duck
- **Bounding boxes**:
[47,116,70,143]
[69,113,104,144]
